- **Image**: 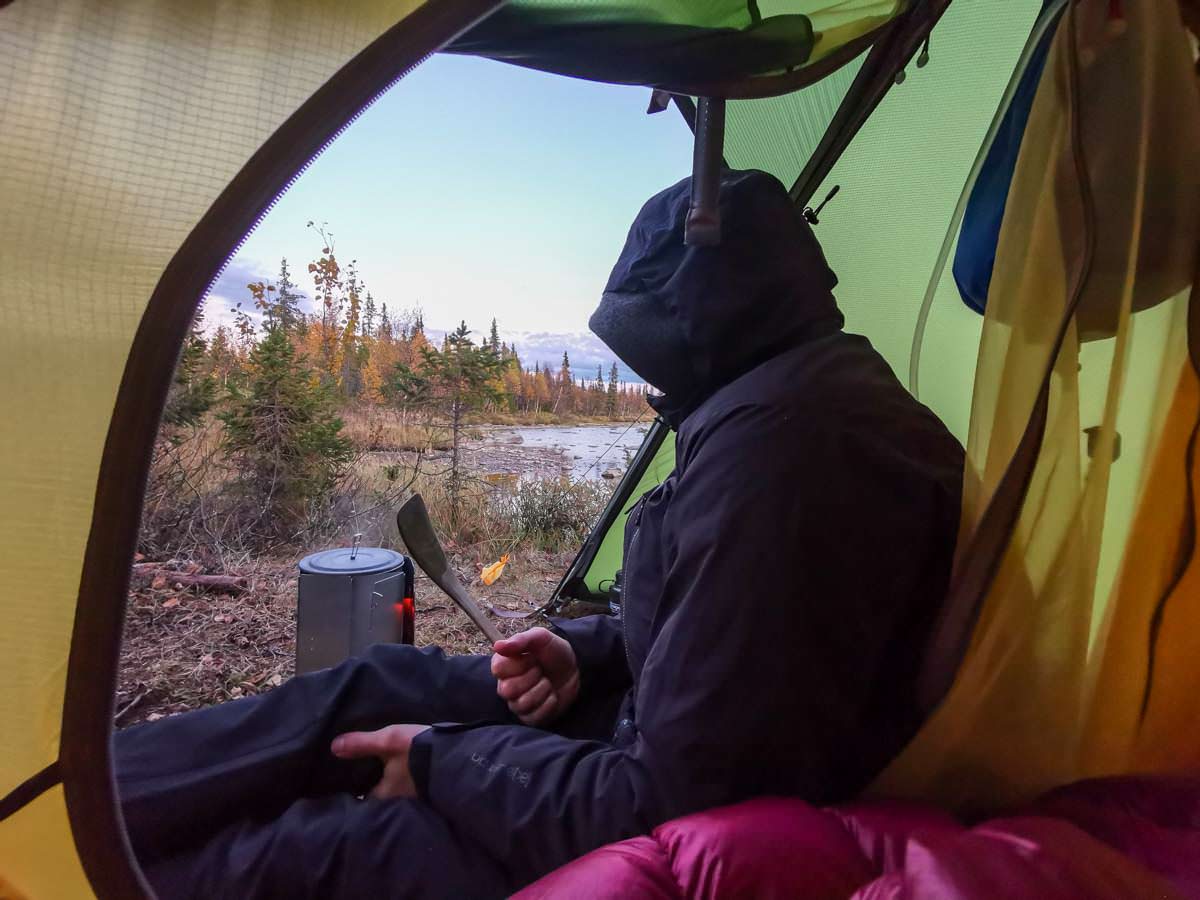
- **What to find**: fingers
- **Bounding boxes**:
[331,727,397,760]
[509,676,553,716]
[493,627,553,658]
[518,691,559,727]
[491,651,537,679]
[496,666,542,701]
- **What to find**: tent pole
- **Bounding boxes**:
[789,0,952,208]
[685,97,727,246]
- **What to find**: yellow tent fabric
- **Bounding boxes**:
[0,2,500,896]
[871,0,1200,810]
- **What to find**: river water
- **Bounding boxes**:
[469,422,652,482]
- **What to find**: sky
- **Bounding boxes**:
[206,53,695,380]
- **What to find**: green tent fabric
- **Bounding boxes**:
[449,0,906,95]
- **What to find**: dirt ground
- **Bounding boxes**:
[116,549,582,728]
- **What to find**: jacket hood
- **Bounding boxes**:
[590,169,842,424]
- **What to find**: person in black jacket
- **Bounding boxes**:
[116,169,964,898]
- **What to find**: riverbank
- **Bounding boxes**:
[363,421,651,485]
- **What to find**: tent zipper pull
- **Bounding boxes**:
[916,36,931,68]
[803,184,841,225]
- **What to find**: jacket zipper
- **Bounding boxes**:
[621,497,647,699]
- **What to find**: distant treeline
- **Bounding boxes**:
[195,225,651,422]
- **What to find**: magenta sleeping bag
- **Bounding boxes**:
[513,775,1200,899]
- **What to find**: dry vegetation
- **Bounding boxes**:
[120,422,614,727]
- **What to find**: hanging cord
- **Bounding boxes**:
[907,0,1070,398]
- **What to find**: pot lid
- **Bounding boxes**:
[299,547,405,576]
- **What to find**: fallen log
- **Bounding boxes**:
[131,567,249,594]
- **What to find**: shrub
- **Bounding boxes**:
[498,478,613,551]
[220,327,355,542]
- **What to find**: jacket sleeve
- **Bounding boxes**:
[548,613,632,698]
[408,402,942,882]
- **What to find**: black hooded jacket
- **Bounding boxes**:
[409,171,964,884]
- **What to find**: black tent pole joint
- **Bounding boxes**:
[685,97,726,246]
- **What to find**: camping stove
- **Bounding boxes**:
[295,542,415,674]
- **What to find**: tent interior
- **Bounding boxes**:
[1,0,1198,896]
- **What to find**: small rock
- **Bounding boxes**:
[601,469,622,480]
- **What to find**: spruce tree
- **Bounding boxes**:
[606,362,619,418]
[273,258,304,334]
[164,310,217,431]
[363,291,376,338]
[378,303,393,341]
[220,326,353,538]
[390,322,502,528]
[555,351,573,414]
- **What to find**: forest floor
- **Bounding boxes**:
[116,548,581,728]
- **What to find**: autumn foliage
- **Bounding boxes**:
[142,227,646,559]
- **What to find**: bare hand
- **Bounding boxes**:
[331,723,431,799]
[491,627,580,726]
